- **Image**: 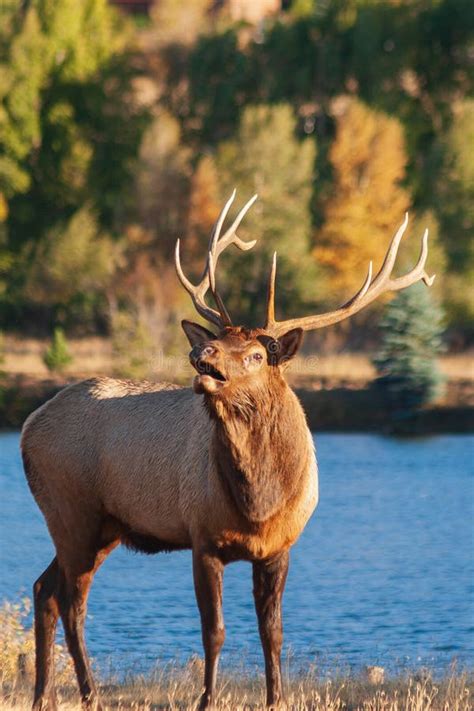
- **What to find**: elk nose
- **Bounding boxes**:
[190,344,216,361]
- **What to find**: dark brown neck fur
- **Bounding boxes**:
[208,373,310,524]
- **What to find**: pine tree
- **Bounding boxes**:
[373,284,445,409]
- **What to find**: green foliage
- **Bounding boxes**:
[214,104,318,325]
[184,29,253,145]
[429,99,474,335]
[0,0,148,329]
[134,112,191,261]
[161,0,473,343]
[43,327,73,373]
[26,206,121,305]
[172,0,473,144]
[0,0,473,349]
[373,284,445,409]
[435,99,474,274]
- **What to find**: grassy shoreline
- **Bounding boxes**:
[1,666,472,710]
[2,600,471,709]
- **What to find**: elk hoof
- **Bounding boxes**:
[32,696,58,711]
[198,692,213,710]
[82,696,104,711]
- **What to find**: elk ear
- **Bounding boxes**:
[258,328,303,367]
[277,328,303,366]
[181,320,217,347]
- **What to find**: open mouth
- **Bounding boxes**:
[196,361,226,382]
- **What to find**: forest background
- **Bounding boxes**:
[0,0,473,387]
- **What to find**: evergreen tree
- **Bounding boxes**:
[373,284,445,409]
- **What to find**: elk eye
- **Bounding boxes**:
[244,352,263,367]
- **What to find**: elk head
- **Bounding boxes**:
[175,191,435,399]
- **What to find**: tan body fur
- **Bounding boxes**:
[22,375,318,564]
[21,319,319,711]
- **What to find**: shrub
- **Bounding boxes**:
[0,598,74,687]
[43,328,73,374]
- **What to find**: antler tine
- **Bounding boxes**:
[208,189,236,257]
[213,193,258,259]
[390,228,436,290]
[265,252,277,328]
[208,251,232,326]
[205,192,258,326]
[175,239,223,328]
[175,239,195,294]
[175,192,258,330]
[371,212,409,289]
[265,214,435,338]
[346,261,373,307]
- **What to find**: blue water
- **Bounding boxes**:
[1,432,473,676]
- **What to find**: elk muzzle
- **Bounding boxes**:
[190,346,228,394]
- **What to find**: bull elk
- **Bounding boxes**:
[21,191,434,710]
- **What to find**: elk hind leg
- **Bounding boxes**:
[32,558,60,711]
[58,539,117,710]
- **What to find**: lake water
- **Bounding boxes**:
[1,431,473,677]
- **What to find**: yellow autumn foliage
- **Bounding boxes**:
[315,97,410,299]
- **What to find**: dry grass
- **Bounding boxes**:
[1,599,471,710]
[289,353,474,386]
[1,668,472,710]
[438,354,474,382]
[2,336,113,378]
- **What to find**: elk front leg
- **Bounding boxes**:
[253,551,289,708]
[193,549,225,710]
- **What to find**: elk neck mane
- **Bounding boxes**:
[207,374,310,524]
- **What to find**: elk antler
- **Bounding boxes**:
[264,213,436,338]
[175,190,258,329]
